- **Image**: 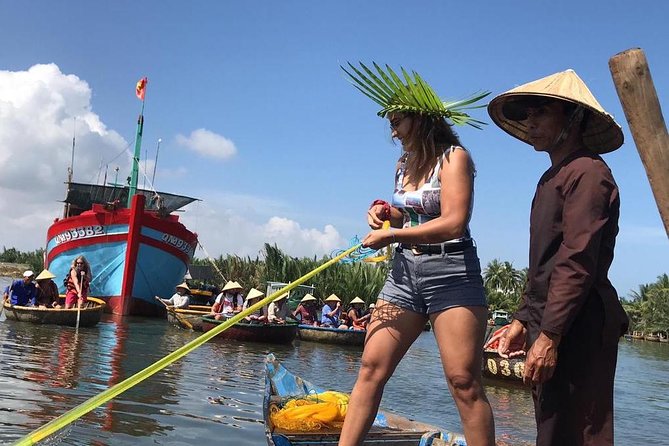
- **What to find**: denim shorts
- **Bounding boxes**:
[378,241,487,315]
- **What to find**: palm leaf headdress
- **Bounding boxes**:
[341,62,490,129]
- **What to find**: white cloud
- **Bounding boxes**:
[175,128,237,160]
[0,64,345,262]
[180,200,347,260]
[0,63,129,251]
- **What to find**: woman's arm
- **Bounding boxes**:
[363,149,474,249]
[71,269,82,296]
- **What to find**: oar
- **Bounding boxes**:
[75,270,84,330]
[155,295,194,330]
[13,243,360,446]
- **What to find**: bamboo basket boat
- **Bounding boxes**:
[165,305,211,331]
[3,297,106,327]
[296,325,366,347]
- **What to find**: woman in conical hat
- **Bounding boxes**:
[339,63,494,445]
[242,288,268,324]
[292,293,318,326]
[35,269,60,308]
[488,70,628,446]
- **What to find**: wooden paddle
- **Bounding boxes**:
[154,295,194,330]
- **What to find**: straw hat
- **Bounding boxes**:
[273,292,288,302]
[300,294,317,303]
[487,69,623,154]
[350,297,365,305]
[35,269,56,281]
[324,294,341,303]
[245,288,264,301]
[222,281,243,292]
[176,282,190,292]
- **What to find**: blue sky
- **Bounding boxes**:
[0,1,666,296]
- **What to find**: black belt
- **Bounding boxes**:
[397,239,473,255]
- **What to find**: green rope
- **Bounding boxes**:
[13,244,361,445]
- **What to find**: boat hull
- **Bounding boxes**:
[46,195,197,317]
[3,297,106,327]
[263,353,466,446]
[482,350,525,383]
[297,325,366,346]
[201,316,298,344]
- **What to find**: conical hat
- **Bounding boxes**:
[222,281,243,292]
[245,288,264,301]
[35,269,56,281]
[273,292,288,302]
[176,282,190,291]
[349,297,365,305]
[300,294,317,303]
[488,69,623,154]
[324,294,341,303]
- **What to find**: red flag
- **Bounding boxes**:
[135,77,148,101]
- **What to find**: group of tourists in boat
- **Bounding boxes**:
[2,256,91,310]
[159,279,375,330]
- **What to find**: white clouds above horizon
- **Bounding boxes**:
[175,128,237,160]
[0,63,344,259]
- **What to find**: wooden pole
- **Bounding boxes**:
[609,48,669,238]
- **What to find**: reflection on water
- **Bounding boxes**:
[0,313,667,445]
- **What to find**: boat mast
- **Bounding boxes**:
[128,77,148,207]
[64,118,76,218]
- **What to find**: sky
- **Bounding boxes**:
[0,1,667,297]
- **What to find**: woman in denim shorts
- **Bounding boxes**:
[339,64,494,446]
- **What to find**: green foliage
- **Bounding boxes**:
[483,259,526,314]
[192,244,388,307]
[341,62,490,128]
[0,247,45,275]
[624,274,669,333]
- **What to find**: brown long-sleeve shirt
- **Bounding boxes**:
[514,150,629,345]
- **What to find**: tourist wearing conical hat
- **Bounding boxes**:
[267,292,291,324]
[35,269,60,308]
[292,294,318,326]
[490,70,629,446]
[339,64,494,446]
[345,297,370,331]
[320,294,342,327]
[213,280,244,317]
[242,288,268,324]
[160,282,191,309]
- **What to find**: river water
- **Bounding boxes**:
[0,292,667,444]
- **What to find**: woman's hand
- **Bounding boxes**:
[362,228,393,250]
[367,205,387,230]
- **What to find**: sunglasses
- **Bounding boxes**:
[389,116,409,130]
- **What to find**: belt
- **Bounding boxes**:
[397,239,473,255]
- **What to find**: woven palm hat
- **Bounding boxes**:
[222,281,243,292]
[300,294,317,303]
[35,269,56,281]
[488,69,623,154]
[324,294,341,303]
[349,297,365,305]
[176,282,190,292]
[245,288,264,301]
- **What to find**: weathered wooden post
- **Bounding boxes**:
[609,48,669,238]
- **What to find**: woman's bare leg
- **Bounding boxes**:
[430,306,495,446]
[338,300,427,446]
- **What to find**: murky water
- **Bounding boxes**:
[0,287,667,445]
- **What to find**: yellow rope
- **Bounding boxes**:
[13,243,361,446]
